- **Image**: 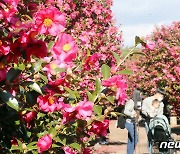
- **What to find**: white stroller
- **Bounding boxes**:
[149,115,175,154]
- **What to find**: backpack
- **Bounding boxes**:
[117,114,127,129]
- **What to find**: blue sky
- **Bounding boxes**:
[111,0,180,47]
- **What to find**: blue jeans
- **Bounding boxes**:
[125,122,138,154]
[145,122,152,154]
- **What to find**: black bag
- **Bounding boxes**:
[117,115,126,129]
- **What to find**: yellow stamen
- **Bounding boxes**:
[63,44,71,52]
[43,18,53,27]
[0,40,2,46]
[0,62,5,69]
[50,63,57,70]
[48,96,55,105]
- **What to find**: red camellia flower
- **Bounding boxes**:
[6,32,47,63]
[51,33,78,63]
[34,6,66,36]
[37,134,52,153]
[84,53,100,71]
[89,119,109,137]
[23,111,37,124]
[0,68,6,82]
[26,40,48,60]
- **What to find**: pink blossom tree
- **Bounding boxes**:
[127,21,180,116]
[0,0,127,153]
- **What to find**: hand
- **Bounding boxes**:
[133,112,137,117]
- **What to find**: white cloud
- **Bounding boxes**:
[111,0,180,46]
[121,21,172,47]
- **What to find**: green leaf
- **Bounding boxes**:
[64,87,79,101]
[19,85,25,94]
[54,136,66,145]
[52,144,60,148]
[37,112,46,119]
[39,73,48,83]
[54,67,66,73]
[48,41,54,51]
[95,78,101,95]
[101,64,110,79]
[18,64,25,71]
[0,90,19,111]
[135,36,146,46]
[112,51,120,64]
[29,82,42,94]
[110,112,118,117]
[27,142,37,150]
[26,91,39,105]
[106,96,114,104]
[86,91,96,102]
[93,105,102,116]
[69,143,81,151]
[17,139,23,152]
[49,127,57,137]
[6,68,21,82]
[11,145,20,151]
[33,60,43,72]
[118,69,133,75]
[23,81,42,94]
[95,115,105,122]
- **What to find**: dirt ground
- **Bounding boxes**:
[92,120,180,154]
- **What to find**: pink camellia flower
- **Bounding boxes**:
[76,100,93,119]
[89,119,109,137]
[51,33,78,63]
[63,146,75,154]
[0,40,10,55]
[37,134,52,153]
[42,60,67,81]
[62,100,93,124]
[34,6,66,36]
[37,94,64,112]
[145,40,155,50]
[0,0,19,23]
[102,75,127,105]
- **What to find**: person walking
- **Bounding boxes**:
[124,89,142,154]
[142,88,166,154]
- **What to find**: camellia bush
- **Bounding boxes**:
[0,0,129,153]
[126,21,180,116]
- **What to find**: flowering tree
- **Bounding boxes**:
[126,22,180,116]
[0,0,127,153]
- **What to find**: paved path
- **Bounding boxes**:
[92,120,180,154]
